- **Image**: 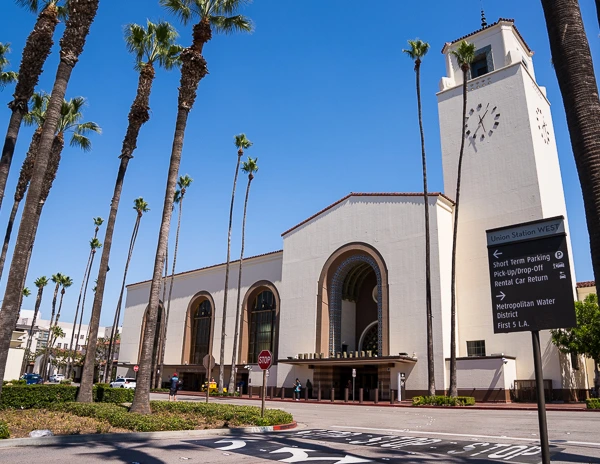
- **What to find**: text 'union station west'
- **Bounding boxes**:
[118,19,596,402]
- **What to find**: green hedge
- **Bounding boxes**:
[587,398,600,409]
[0,420,9,439]
[150,401,293,427]
[2,379,25,386]
[53,401,293,431]
[0,385,135,409]
[412,395,475,407]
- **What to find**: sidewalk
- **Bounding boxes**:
[159,391,595,412]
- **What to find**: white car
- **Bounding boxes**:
[49,374,65,383]
[110,377,136,389]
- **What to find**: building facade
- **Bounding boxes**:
[118,19,595,401]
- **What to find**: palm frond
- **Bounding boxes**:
[70,132,92,152]
[61,275,73,288]
[173,189,181,204]
[22,286,32,297]
[214,0,252,16]
[0,71,18,89]
[177,174,193,189]
[133,197,150,213]
[15,0,40,14]
[24,92,49,127]
[34,276,49,287]
[403,39,429,60]
[210,14,253,34]
[0,42,18,90]
[160,0,196,25]
[90,237,102,249]
[234,133,252,149]
[451,40,476,67]
[93,217,104,226]
[241,156,258,174]
[51,272,63,283]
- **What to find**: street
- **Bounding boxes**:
[0,395,598,463]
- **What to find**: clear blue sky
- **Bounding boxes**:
[0,1,598,327]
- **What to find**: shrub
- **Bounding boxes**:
[94,384,134,404]
[209,391,240,397]
[150,388,170,393]
[0,385,78,409]
[587,398,600,409]
[2,379,26,386]
[0,384,135,409]
[0,420,9,439]
[412,395,475,407]
[59,379,72,385]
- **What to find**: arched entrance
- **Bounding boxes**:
[316,243,389,357]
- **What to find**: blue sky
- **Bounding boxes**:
[0,0,598,327]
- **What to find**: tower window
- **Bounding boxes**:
[468,45,493,79]
[467,340,486,357]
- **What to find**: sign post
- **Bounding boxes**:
[487,216,576,464]
[203,354,215,404]
[257,350,273,417]
[352,368,356,402]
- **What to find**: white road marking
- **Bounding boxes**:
[328,426,600,448]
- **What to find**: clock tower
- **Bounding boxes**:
[437,19,576,387]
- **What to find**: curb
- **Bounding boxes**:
[0,421,298,448]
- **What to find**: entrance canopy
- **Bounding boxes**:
[279,355,416,367]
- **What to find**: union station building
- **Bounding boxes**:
[117,19,597,401]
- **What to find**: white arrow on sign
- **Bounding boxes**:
[496,291,506,301]
[270,447,372,463]
[493,250,502,259]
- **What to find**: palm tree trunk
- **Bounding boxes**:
[102,215,141,384]
[540,0,600,291]
[0,0,99,395]
[219,152,243,392]
[152,238,169,389]
[74,248,97,375]
[228,176,253,392]
[20,286,44,375]
[78,63,156,401]
[67,250,92,378]
[449,67,469,398]
[130,19,210,415]
[157,196,184,389]
[415,60,436,397]
[0,4,59,212]
[47,288,66,365]
[41,281,60,379]
[0,129,40,282]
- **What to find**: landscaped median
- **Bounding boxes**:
[0,385,293,439]
[412,395,476,406]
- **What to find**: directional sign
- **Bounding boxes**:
[257,350,272,370]
[486,217,576,333]
[202,354,215,370]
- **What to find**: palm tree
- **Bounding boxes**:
[131,0,252,415]
[0,93,100,282]
[155,175,192,388]
[48,274,72,348]
[0,0,67,211]
[217,134,250,392]
[403,39,435,397]
[0,0,99,393]
[40,272,63,379]
[102,198,149,384]
[78,21,182,402]
[448,40,475,398]
[540,1,600,294]
[228,156,258,392]
[0,42,18,89]
[66,218,103,378]
[20,276,49,374]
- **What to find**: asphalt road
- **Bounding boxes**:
[0,394,598,463]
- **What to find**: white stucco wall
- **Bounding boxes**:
[279,195,453,391]
[119,252,283,373]
[4,348,24,382]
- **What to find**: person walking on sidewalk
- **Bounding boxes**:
[169,373,179,402]
[294,378,302,401]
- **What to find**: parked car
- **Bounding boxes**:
[49,374,65,383]
[21,373,43,385]
[110,377,136,389]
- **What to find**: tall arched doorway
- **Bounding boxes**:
[181,292,215,391]
[316,243,389,357]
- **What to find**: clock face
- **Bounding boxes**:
[536,108,551,144]
[464,102,501,144]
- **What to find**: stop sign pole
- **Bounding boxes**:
[258,350,272,417]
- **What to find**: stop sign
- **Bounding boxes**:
[257,350,272,370]
[133,365,139,372]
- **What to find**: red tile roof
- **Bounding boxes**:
[441,18,533,55]
[127,249,284,288]
[576,280,595,288]
[281,192,454,237]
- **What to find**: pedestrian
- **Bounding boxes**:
[169,372,179,402]
[294,378,302,401]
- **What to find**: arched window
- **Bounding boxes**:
[248,290,277,363]
[190,299,212,364]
